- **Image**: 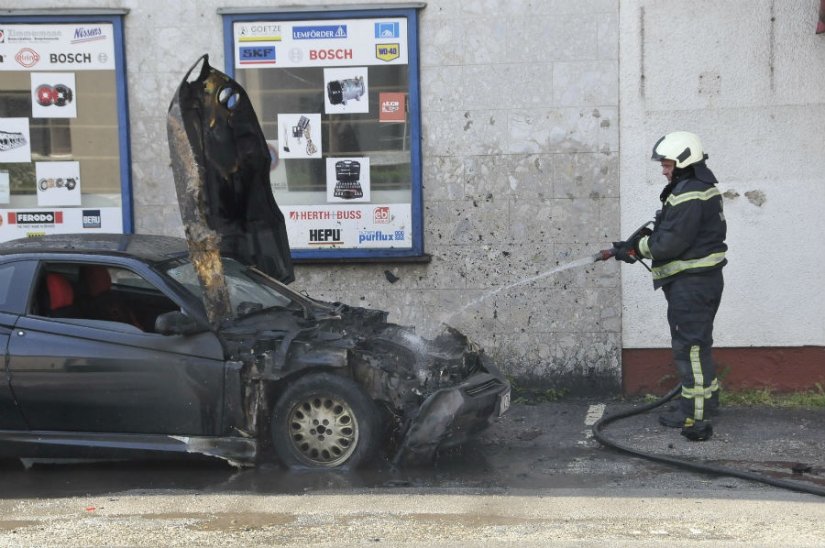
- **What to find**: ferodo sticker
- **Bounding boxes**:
[9,211,63,224]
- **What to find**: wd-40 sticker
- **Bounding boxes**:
[376,43,400,62]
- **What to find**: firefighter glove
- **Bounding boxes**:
[612,240,638,264]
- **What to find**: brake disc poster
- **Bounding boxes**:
[31,73,77,118]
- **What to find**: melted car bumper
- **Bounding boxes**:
[393,368,510,466]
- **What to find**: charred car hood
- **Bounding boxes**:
[167,55,293,325]
[221,300,490,395]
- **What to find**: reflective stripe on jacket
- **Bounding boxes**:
[637,178,727,289]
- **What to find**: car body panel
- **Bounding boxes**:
[8,316,225,435]
[0,234,510,465]
[167,55,293,327]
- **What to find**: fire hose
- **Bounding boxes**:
[592,222,825,497]
[591,387,825,497]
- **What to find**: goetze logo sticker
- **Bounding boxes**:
[15,48,40,68]
[373,207,390,224]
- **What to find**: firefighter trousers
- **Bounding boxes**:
[662,269,724,421]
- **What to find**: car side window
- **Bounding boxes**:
[0,265,15,309]
[32,262,181,333]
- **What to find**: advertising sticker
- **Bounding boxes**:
[31,72,77,118]
[35,161,82,207]
[0,118,32,163]
[326,157,370,203]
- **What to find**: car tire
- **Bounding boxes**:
[270,372,380,469]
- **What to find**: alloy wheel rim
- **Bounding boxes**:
[287,395,359,467]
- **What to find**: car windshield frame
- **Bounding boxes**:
[160,256,308,319]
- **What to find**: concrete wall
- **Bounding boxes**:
[0,0,620,390]
[619,0,825,350]
[5,0,822,391]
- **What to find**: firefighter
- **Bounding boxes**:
[614,131,726,441]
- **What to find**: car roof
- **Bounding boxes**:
[0,233,190,264]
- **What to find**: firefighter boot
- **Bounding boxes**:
[681,418,713,441]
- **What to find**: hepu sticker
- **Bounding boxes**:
[308,228,343,245]
[15,48,40,68]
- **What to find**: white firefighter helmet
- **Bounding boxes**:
[651,131,705,168]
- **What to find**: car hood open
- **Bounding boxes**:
[167,55,293,323]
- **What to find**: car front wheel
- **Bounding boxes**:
[270,373,380,469]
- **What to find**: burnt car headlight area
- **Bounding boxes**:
[219,306,510,469]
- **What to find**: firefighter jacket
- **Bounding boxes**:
[637,164,727,289]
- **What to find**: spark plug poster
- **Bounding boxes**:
[31,73,77,118]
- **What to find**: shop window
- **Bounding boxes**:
[0,12,131,241]
[220,5,426,261]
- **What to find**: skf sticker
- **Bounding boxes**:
[375,43,400,62]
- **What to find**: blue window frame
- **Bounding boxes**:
[220,5,425,262]
[0,10,132,238]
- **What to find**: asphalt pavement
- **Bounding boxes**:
[0,398,823,545]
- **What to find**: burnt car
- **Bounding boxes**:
[0,234,510,468]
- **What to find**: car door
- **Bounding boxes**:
[7,260,227,436]
[0,260,36,430]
